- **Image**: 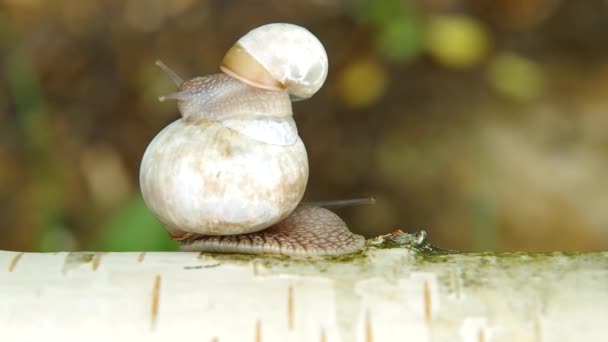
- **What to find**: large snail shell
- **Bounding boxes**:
[220,23,328,100]
[140,118,308,237]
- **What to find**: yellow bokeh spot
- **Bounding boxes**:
[487,52,544,101]
[426,14,490,69]
[339,59,388,108]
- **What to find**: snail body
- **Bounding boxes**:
[140,23,365,256]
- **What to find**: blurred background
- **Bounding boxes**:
[1,0,608,252]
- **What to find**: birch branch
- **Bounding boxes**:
[0,231,606,342]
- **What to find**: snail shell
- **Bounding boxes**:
[140,74,308,239]
[220,23,328,100]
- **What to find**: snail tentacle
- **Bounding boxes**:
[155,60,184,86]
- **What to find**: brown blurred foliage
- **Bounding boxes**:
[1,0,608,252]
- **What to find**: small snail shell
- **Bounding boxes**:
[220,23,328,101]
[140,23,364,256]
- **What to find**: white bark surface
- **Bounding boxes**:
[0,231,606,342]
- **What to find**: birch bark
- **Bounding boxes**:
[1,231,606,342]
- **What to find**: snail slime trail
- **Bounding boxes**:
[140,23,365,256]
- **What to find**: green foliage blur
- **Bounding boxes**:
[1,0,608,252]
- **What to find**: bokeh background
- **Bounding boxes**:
[1,0,608,252]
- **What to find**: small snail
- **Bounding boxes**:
[140,23,366,256]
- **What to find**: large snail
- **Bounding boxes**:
[140,23,366,256]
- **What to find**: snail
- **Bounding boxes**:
[140,23,366,256]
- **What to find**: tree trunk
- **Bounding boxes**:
[1,231,606,342]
